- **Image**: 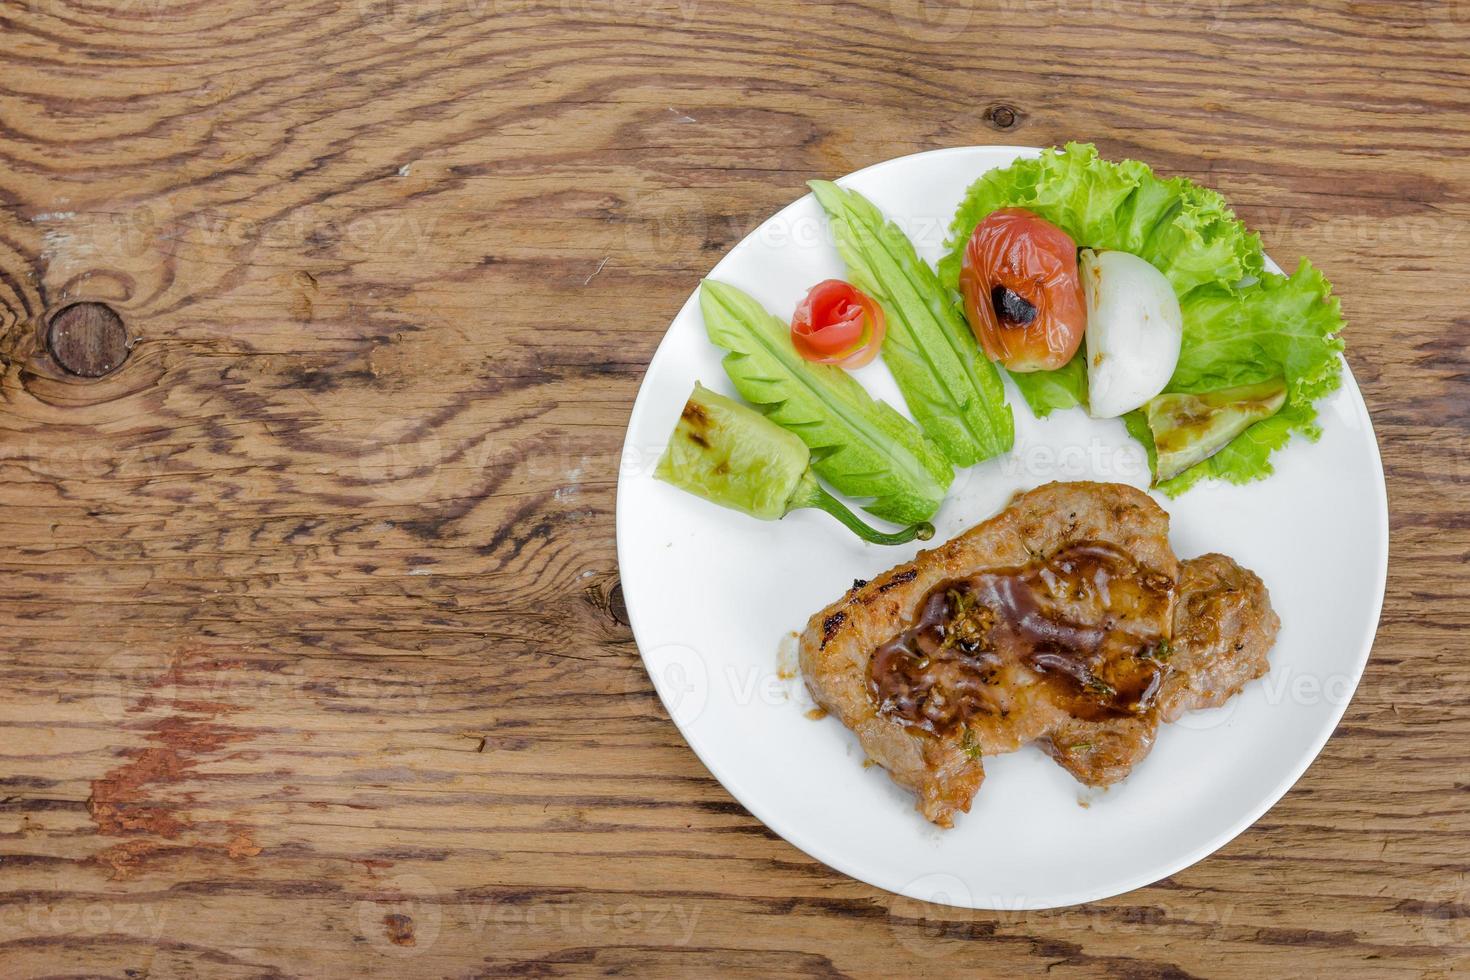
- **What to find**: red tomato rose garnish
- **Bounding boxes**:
[791,280,887,369]
[959,208,1086,372]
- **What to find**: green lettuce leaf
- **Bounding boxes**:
[939,142,1343,492]
[807,180,1013,466]
[939,143,1263,298]
[1152,261,1344,492]
[1172,261,1344,400]
[699,279,953,524]
[1006,353,1088,418]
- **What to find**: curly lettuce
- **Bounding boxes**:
[1157,261,1344,492]
[1007,353,1088,418]
[940,142,1343,493]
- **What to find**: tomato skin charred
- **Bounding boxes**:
[959,208,1087,373]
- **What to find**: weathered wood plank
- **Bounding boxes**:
[0,0,1466,975]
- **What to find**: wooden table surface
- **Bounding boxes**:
[1,1,1466,976]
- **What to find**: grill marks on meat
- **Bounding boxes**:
[798,482,1279,827]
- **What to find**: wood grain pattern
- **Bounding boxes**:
[0,0,1465,976]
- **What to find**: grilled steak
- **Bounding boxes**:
[798,482,1278,827]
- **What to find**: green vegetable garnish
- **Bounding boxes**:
[961,726,982,760]
[1146,379,1289,484]
[939,143,1344,493]
[1007,350,1089,418]
[656,384,934,545]
[940,143,1263,300]
[807,180,1013,466]
[1122,409,1158,478]
[1140,638,1173,662]
[1160,263,1343,492]
[699,279,953,525]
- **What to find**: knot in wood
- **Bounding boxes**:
[47,303,129,378]
[985,104,1021,131]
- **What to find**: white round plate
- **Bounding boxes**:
[615,146,1387,910]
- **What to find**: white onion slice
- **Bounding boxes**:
[1081,249,1184,419]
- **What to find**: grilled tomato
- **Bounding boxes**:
[959,208,1086,372]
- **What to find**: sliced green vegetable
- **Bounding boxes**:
[656,382,808,520]
[656,383,933,545]
[699,279,953,525]
[938,142,1344,493]
[1147,379,1288,483]
[807,180,1013,466]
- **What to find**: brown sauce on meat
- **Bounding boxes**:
[867,542,1174,736]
